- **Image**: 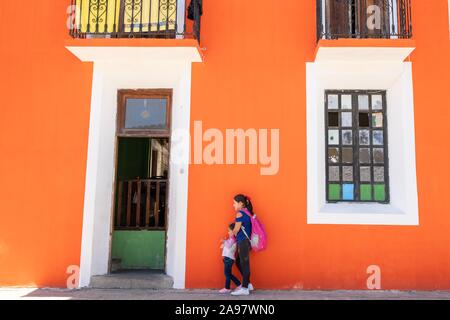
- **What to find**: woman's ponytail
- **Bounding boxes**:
[234,194,255,216]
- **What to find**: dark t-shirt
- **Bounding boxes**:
[236,210,252,244]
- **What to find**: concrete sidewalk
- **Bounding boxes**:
[1,288,450,300]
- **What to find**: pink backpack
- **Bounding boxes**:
[240,208,267,252]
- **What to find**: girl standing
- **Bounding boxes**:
[219,223,241,293]
[231,194,255,296]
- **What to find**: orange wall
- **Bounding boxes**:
[185,0,450,290]
[0,0,449,289]
[0,1,92,286]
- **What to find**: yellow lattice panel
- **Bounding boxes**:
[74,0,177,34]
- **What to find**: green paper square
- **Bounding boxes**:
[328,184,341,201]
[360,184,372,201]
[374,185,386,201]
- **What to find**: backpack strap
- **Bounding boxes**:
[238,209,252,242]
[241,226,251,241]
[240,208,254,219]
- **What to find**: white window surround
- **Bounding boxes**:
[306,60,419,226]
[66,46,201,289]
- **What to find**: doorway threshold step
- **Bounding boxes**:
[90,270,173,289]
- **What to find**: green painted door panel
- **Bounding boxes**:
[112,231,165,270]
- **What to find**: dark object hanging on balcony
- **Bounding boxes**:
[187,0,203,20]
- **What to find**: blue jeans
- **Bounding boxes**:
[223,257,241,289]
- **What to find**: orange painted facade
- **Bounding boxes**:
[1,0,450,289]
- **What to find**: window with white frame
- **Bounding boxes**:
[325,90,389,203]
[306,61,419,226]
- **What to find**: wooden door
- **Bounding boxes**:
[357,0,391,38]
[325,0,352,38]
[110,90,172,272]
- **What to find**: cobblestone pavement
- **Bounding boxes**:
[1,288,450,300]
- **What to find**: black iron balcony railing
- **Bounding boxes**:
[317,0,412,41]
[69,0,202,42]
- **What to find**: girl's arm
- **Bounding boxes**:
[232,212,243,236]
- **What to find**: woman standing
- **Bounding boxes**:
[231,194,255,296]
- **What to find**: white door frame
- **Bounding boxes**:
[76,58,195,289]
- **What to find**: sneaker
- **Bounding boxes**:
[219,288,231,294]
[236,283,254,291]
[231,287,250,296]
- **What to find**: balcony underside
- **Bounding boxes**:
[314,39,415,63]
[65,38,203,63]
